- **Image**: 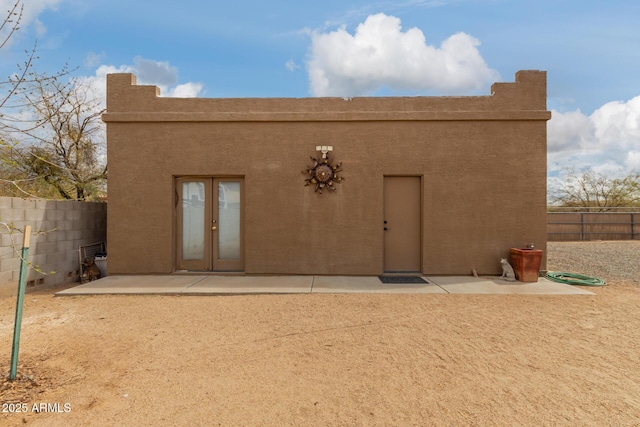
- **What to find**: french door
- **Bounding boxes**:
[176,177,244,271]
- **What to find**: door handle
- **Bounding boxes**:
[212,226,217,231]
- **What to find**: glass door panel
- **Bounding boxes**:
[217,181,241,260]
[176,178,211,270]
[213,178,243,271]
[182,181,206,260]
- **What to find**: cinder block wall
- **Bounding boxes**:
[0,197,107,293]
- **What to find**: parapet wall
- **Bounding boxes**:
[103,70,550,121]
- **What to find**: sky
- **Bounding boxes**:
[1,0,639,183]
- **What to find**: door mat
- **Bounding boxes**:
[378,276,428,284]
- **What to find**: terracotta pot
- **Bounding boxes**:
[509,248,543,282]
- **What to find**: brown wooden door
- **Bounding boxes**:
[383,176,421,272]
[176,177,244,271]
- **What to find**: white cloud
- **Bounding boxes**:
[164,82,204,98]
[626,151,640,170]
[306,13,499,97]
[132,56,177,87]
[285,59,299,72]
[547,110,595,154]
[548,95,640,175]
[591,97,640,151]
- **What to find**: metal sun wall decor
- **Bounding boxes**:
[303,147,344,194]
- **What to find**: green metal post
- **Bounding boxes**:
[9,225,31,381]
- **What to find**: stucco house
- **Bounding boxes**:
[102,70,550,276]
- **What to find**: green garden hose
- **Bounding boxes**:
[545,271,607,286]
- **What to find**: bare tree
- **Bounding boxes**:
[1,76,107,200]
[1,1,104,200]
[550,168,640,212]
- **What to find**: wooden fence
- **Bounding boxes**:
[548,212,640,241]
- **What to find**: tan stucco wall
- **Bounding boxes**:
[103,71,550,275]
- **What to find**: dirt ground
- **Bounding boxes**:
[1,244,640,426]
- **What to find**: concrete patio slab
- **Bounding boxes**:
[427,276,594,295]
[311,276,447,294]
[183,275,313,294]
[55,275,594,296]
[56,275,207,295]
